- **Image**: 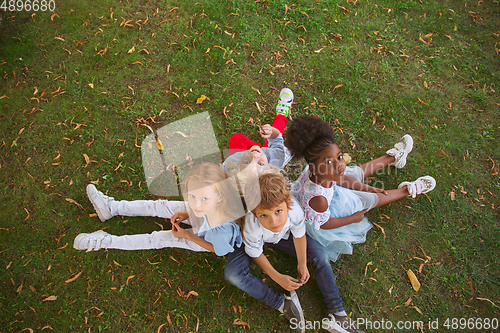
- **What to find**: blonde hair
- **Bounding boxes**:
[182,162,244,231]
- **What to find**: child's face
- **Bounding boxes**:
[313,143,346,181]
[239,145,270,175]
[187,184,221,218]
[254,201,288,233]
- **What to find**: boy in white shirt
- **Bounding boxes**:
[224,173,366,333]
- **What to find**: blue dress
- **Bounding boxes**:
[291,165,376,262]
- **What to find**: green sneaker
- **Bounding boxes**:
[276,88,294,117]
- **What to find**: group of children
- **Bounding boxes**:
[74,89,436,333]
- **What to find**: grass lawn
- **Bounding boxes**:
[1,0,499,332]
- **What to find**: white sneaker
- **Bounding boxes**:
[399,176,436,198]
[386,134,413,168]
[73,230,111,252]
[322,314,350,333]
[86,184,114,222]
[276,88,294,117]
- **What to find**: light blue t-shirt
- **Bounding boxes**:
[197,216,243,256]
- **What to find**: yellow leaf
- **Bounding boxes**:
[407,269,421,291]
[343,153,352,164]
[127,46,135,53]
[424,81,428,89]
[65,271,83,283]
[423,33,433,38]
[196,95,208,104]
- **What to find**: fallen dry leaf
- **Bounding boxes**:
[65,198,83,209]
[126,275,135,285]
[233,318,250,328]
[372,222,386,239]
[342,153,351,164]
[65,271,83,283]
[127,46,135,53]
[157,323,168,333]
[407,269,421,291]
[42,295,58,301]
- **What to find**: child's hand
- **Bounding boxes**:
[351,209,369,223]
[259,124,273,139]
[171,211,189,223]
[171,221,189,239]
[277,274,304,291]
[296,264,310,284]
[369,186,388,195]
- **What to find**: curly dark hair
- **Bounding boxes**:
[284,115,336,164]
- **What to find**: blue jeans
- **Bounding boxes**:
[224,235,345,314]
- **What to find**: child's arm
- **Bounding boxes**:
[253,254,304,291]
[309,195,369,229]
[171,222,215,253]
[259,124,280,140]
[337,175,388,195]
[292,235,310,284]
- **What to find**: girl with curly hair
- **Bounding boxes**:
[285,115,436,262]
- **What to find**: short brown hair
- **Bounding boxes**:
[245,173,292,214]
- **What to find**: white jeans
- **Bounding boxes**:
[102,198,208,252]
[108,198,187,220]
[103,229,209,252]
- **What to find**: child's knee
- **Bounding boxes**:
[224,264,244,287]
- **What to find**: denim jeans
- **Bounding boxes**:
[224,235,345,314]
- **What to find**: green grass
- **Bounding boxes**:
[1,0,499,332]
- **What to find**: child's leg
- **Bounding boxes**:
[228,133,261,155]
[262,114,288,147]
[358,155,396,178]
[267,236,345,315]
[271,114,288,135]
[73,229,209,252]
[359,134,414,177]
[375,175,436,206]
[224,245,285,310]
[108,199,187,220]
[87,184,189,222]
[374,187,409,208]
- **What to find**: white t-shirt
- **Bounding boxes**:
[243,197,306,258]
